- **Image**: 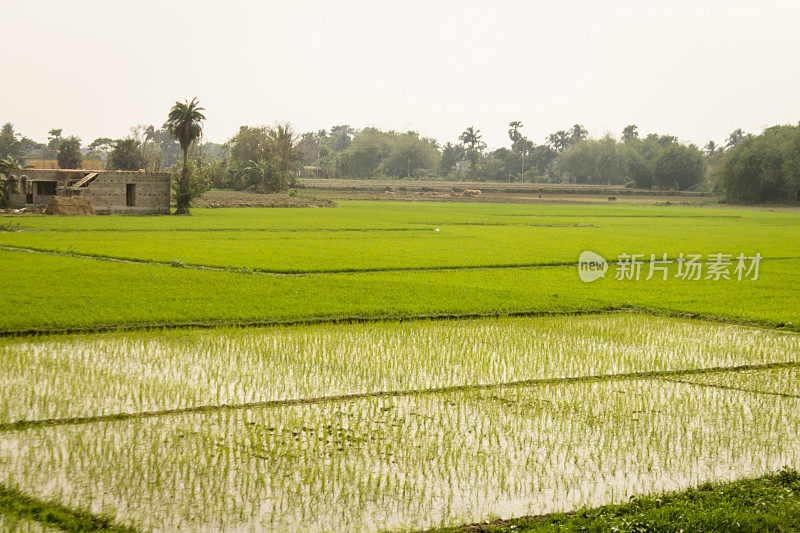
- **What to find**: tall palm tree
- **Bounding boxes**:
[269,123,302,190]
[508,121,523,143]
[726,129,744,150]
[458,126,481,153]
[459,126,484,176]
[166,98,206,214]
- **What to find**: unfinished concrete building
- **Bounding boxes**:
[7,169,171,214]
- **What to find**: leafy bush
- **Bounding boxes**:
[721,125,800,203]
[170,160,211,212]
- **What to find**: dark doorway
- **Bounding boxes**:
[126,184,136,207]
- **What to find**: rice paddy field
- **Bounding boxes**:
[1,200,800,530]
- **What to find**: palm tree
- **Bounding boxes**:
[704,140,718,156]
[165,98,206,214]
[269,123,302,190]
[570,124,588,142]
[459,126,484,177]
[726,129,745,151]
[458,126,482,152]
[548,130,571,152]
[621,124,638,143]
[508,121,523,143]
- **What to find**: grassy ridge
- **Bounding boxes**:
[434,468,800,532]
[0,482,135,532]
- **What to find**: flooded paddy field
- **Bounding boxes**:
[1,313,798,530]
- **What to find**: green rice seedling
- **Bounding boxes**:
[1,314,798,424]
[1,376,798,531]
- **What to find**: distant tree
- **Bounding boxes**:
[18,136,42,154]
[317,144,332,176]
[652,143,704,190]
[238,158,277,193]
[47,128,63,150]
[381,132,439,178]
[439,142,465,175]
[108,139,145,171]
[143,127,181,170]
[458,126,483,153]
[508,120,534,179]
[556,137,623,185]
[644,133,678,147]
[298,131,323,165]
[0,156,28,208]
[165,97,206,214]
[329,125,355,152]
[547,130,571,152]
[459,126,485,176]
[721,125,800,203]
[595,136,622,184]
[570,124,588,142]
[508,121,523,144]
[88,137,114,152]
[269,123,302,190]
[57,136,82,169]
[557,141,598,184]
[338,141,384,179]
[704,140,719,156]
[205,159,230,189]
[726,128,745,151]
[620,143,651,188]
[528,144,557,178]
[0,123,23,159]
[228,126,271,168]
[621,125,639,143]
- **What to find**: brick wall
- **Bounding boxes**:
[84,172,170,214]
[6,169,171,214]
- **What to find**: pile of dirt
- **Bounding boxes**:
[44,196,96,216]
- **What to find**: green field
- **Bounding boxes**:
[2,203,798,273]
[1,202,799,332]
[2,201,800,531]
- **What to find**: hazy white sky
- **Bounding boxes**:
[2,0,798,149]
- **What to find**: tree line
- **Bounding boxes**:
[2,113,799,204]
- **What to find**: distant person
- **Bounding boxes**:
[538,186,543,199]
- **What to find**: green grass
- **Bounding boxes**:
[2,202,798,273]
[434,468,800,532]
[0,482,135,532]
[1,249,798,333]
[0,202,797,333]
[0,202,771,231]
